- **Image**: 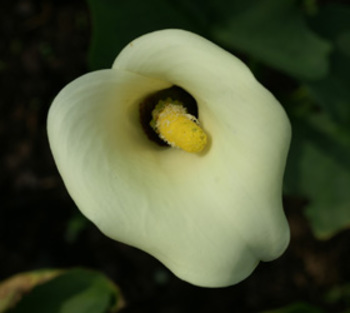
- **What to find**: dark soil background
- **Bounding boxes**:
[1,1,350,312]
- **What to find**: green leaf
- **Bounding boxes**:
[65,211,90,243]
[306,4,350,125]
[0,269,61,312]
[284,112,350,239]
[211,0,332,80]
[87,0,204,70]
[325,283,350,307]
[9,268,122,313]
[261,302,325,313]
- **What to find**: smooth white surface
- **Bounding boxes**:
[48,29,291,287]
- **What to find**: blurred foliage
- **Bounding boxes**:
[260,282,350,312]
[212,0,331,80]
[285,113,350,239]
[86,0,350,239]
[64,212,90,244]
[284,3,350,239]
[87,0,204,70]
[306,4,350,125]
[325,283,350,308]
[1,268,122,313]
[261,302,325,313]
[0,269,61,312]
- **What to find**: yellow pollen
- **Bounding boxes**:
[150,99,207,153]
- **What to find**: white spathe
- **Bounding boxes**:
[47,29,291,287]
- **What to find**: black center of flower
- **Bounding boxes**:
[139,86,198,146]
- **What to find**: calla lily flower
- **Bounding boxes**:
[47,29,291,287]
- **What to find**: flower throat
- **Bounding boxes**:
[139,86,207,153]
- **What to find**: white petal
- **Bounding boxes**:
[48,30,291,287]
[114,29,291,269]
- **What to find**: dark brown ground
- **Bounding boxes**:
[1,1,350,312]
